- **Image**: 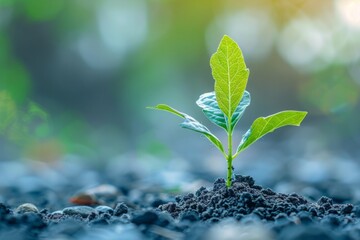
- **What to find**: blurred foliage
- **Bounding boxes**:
[300,67,359,115]
[0,63,31,104]
[0,91,16,133]
[0,91,49,144]
[0,0,360,161]
[22,0,65,21]
[55,113,95,155]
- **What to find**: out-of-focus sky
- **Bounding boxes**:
[0,0,359,163]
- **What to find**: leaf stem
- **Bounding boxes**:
[232,151,240,160]
[226,130,233,188]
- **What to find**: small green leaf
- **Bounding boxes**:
[210,35,249,119]
[196,91,251,132]
[148,104,184,118]
[149,104,224,153]
[236,111,307,154]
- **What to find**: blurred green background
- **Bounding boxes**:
[0,0,360,165]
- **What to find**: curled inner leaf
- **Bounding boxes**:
[196,91,250,132]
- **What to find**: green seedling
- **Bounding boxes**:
[150,35,307,188]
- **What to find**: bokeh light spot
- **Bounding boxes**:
[336,0,360,29]
[277,18,330,72]
[207,9,276,61]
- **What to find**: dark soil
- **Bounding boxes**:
[1,173,360,240]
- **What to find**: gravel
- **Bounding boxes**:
[1,170,360,240]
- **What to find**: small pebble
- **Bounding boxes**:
[15,203,39,214]
[114,202,128,216]
[95,205,114,215]
[70,184,119,205]
[63,206,96,218]
[0,203,10,215]
[48,210,64,220]
[132,211,159,225]
[179,210,199,222]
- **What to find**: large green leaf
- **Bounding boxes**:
[196,91,251,132]
[149,104,224,153]
[236,111,307,154]
[210,35,249,120]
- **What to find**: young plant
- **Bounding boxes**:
[150,35,307,188]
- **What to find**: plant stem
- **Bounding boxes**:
[226,131,233,188]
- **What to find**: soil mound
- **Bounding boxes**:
[160,175,355,225]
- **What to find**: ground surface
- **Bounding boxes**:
[1,159,360,240]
